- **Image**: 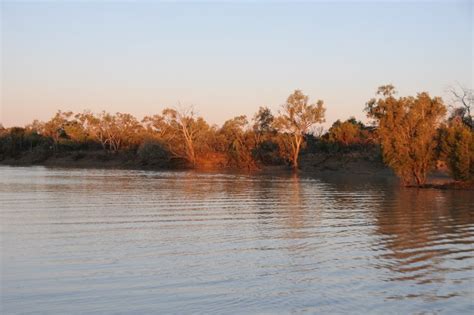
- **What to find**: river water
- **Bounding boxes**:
[1,166,473,314]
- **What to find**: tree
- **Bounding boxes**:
[42,110,74,150]
[274,90,325,169]
[219,115,256,169]
[326,117,374,148]
[112,113,143,151]
[252,106,275,138]
[439,118,474,181]
[366,85,447,186]
[96,112,142,152]
[328,117,363,146]
[63,119,89,145]
[79,111,109,150]
[447,84,473,129]
[2,127,25,157]
[160,106,210,167]
[142,114,170,140]
[23,120,47,151]
[74,111,142,152]
[251,106,280,164]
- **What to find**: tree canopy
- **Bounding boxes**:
[366,85,447,185]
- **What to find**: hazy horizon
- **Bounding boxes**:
[1,1,472,128]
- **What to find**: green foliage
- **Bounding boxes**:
[250,107,282,165]
[366,85,447,186]
[274,90,326,168]
[252,140,282,165]
[253,106,275,135]
[137,140,170,167]
[2,84,469,184]
[328,117,367,146]
[439,119,474,181]
[0,127,26,158]
[218,116,256,169]
[156,107,213,166]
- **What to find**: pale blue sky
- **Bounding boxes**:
[1,1,472,128]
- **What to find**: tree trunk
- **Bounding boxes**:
[292,135,301,169]
[293,152,299,169]
[413,169,424,186]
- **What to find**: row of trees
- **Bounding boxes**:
[1,86,472,185]
[0,90,327,170]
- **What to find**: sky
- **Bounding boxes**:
[1,0,472,129]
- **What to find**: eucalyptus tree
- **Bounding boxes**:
[160,106,211,167]
[274,90,325,169]
[219,115,256,169]
[448,84,473,129]
[439,118,474,181]
[42,110,74,150]
[366,85,447,186]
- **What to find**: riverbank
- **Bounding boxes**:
[3,149,472,190]
[408,180,474,190]
[0,149,389,173]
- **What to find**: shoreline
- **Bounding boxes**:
[1,151,472,190]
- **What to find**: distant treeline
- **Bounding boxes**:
[1,86,473,186]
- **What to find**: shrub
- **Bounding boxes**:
[137,140,170,167]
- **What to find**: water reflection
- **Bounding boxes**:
[281,173,306,239]
[1,166,473,314]
[374,188,474,283]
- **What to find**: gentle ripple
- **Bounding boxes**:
[1,166,473,314]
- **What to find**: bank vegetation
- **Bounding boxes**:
[1,86,472,187]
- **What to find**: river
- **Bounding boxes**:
[1,166,473,314]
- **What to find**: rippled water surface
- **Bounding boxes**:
[1,166,473,314]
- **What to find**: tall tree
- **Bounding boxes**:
[274,90,325,169]
[75,111,142,152]
[79,111,109,150]
[42,110,74,150]
[439,118,474,181]
[161,106,209,167]
[448,84,473,129]
[366,85,446,186]
[219,115,256,169]
[252,106,275,141]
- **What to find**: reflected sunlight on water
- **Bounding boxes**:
[1,166,473,314]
